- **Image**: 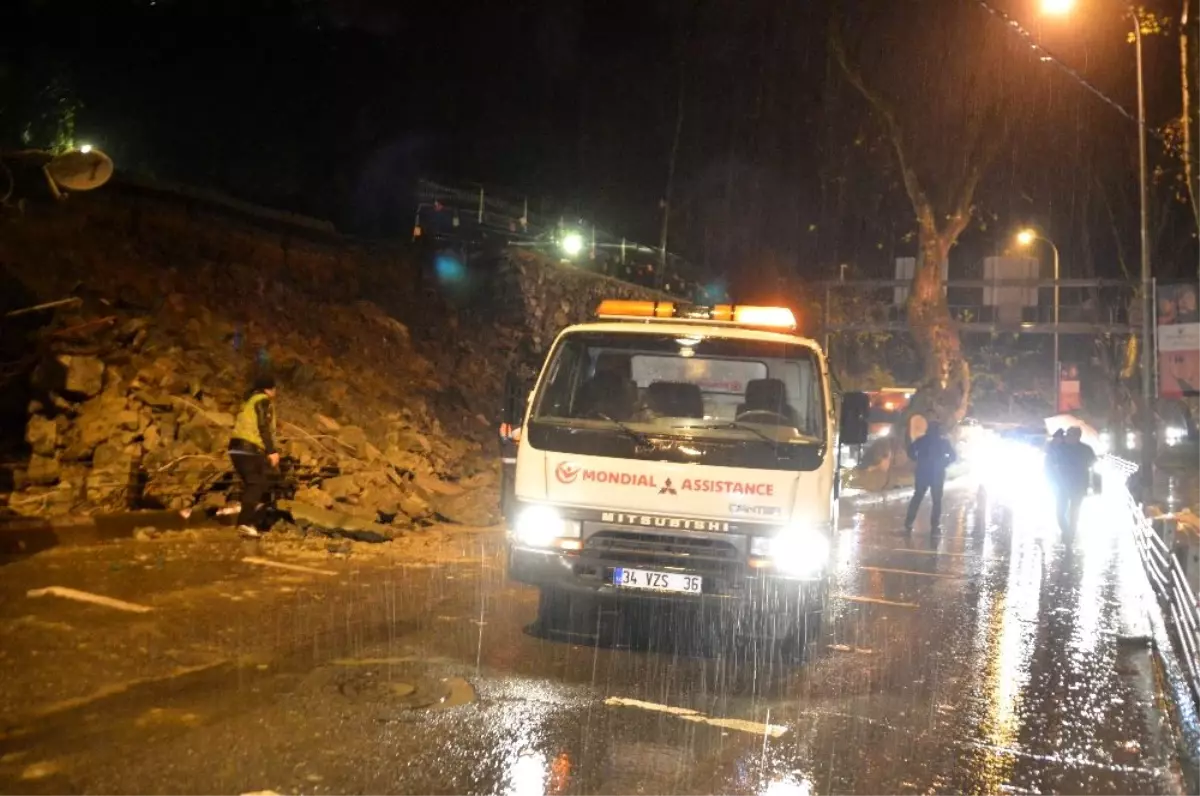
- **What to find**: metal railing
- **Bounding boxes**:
[1110,454,1200,712]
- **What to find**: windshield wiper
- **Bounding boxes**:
[592,412,652,446]
[678,421,781,447]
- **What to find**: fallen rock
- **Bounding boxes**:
[320,474,361,501]
[93,441,133,470]
[293,485,334,509]
[26,454,61,486]
[393,429,432,453]
[25,416,57,457]
[337,426,370,456]
[278,499,397,543]
[59,354,105,397]
[398,491,433,521]
[384,446,426,475]
[433,488,500,527]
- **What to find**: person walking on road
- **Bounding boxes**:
[904,420,957,534]
[1045,428,1067,502]
[1055,426,1096,535]
[229,375,279,538]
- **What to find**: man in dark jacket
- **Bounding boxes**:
[1055,427,1096,534]
[229,375,279,538]
[904,420,957,534]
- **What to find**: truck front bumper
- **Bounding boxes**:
[507,543,828,617]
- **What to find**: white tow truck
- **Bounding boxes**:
[502,299,869,656]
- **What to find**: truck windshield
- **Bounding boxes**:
[527,331,827,470]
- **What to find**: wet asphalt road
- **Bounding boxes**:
[0,481,1188,795]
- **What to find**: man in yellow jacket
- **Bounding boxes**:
[229,375,279,537]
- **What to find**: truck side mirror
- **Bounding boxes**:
[840,391,870,446]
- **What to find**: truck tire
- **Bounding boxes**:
[535,588,598,638]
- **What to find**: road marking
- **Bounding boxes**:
[827,644,876,654]
[860,566,963,580]
[858,544,975,557]
[604,697,787,737]
[24,661,227,720]
[241,556,335,576]
[838,594,919,608]
[26,586,153,613]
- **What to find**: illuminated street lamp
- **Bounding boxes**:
[1015,228,1061,412]
[1038,0,1154,483]
[559,231,585,258]
[1041,0,1075,14]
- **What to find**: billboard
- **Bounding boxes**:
[1058,363,1082,412]
[1157,282,1200,398]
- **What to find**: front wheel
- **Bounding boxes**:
[534,588,599,638]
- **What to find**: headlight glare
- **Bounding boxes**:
[514,505,580,548]
[751,525,831,578]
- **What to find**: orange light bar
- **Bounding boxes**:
[594,300,796,329]
[730,305,796,329]
[596,300,676,318]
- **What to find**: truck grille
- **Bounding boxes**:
[584,530,740,567]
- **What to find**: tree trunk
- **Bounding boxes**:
[907,224,970,424]
[1183,0,1200,237]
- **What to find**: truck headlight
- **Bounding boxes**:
[514,505,581,548]
[1165,426,1186,446]
[750,526,831,578]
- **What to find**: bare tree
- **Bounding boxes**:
[1181,0,1200,233]
[828,0,1038,423]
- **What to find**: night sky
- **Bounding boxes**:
[2,0,1196,286]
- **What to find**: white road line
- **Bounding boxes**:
[26,586,153,614]
[886,547,975,557]
[838,594,919,608]
[604,697,787,737]
[860,566,964,580]
[241,557,335,576]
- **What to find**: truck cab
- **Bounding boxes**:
[504,300,868,655]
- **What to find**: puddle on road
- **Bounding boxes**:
[333,662,476,712]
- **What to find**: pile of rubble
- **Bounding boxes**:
[10,304,500,537]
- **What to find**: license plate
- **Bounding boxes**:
[611,567,702,594]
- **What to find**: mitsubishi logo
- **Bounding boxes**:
[658,478,678,496]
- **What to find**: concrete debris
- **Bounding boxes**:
[27,586,154,614]
[58,354,106,397]
[2,198,671,532]
[279,499,399,543]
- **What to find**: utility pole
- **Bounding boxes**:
[1134,14,1156,490]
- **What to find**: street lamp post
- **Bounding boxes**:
[1017,229,1061,412]
[1037,0,1154,485]
[1133,15,1155,487]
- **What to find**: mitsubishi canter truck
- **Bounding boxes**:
[503,299,869,655]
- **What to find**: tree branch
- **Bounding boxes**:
[829,12,935,231]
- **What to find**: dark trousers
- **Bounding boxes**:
[1055,488,1085,534]
[231,450,273,529]
[905,474,945,531]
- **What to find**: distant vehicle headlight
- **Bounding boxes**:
[1097,431,1112,454]
[514,505,581,548]
[751,526,831,579]
[1126,431,1138,449]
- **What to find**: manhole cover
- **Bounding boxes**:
[334,669,474,711]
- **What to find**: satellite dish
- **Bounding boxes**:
[45,148,114,192]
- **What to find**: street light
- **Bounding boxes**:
[1015,228,1061,413]
[559,231,585,258]
[1038,0,1154,486]
[1041,0,1075,14]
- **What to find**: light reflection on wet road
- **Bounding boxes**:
[0,484,1187,795]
